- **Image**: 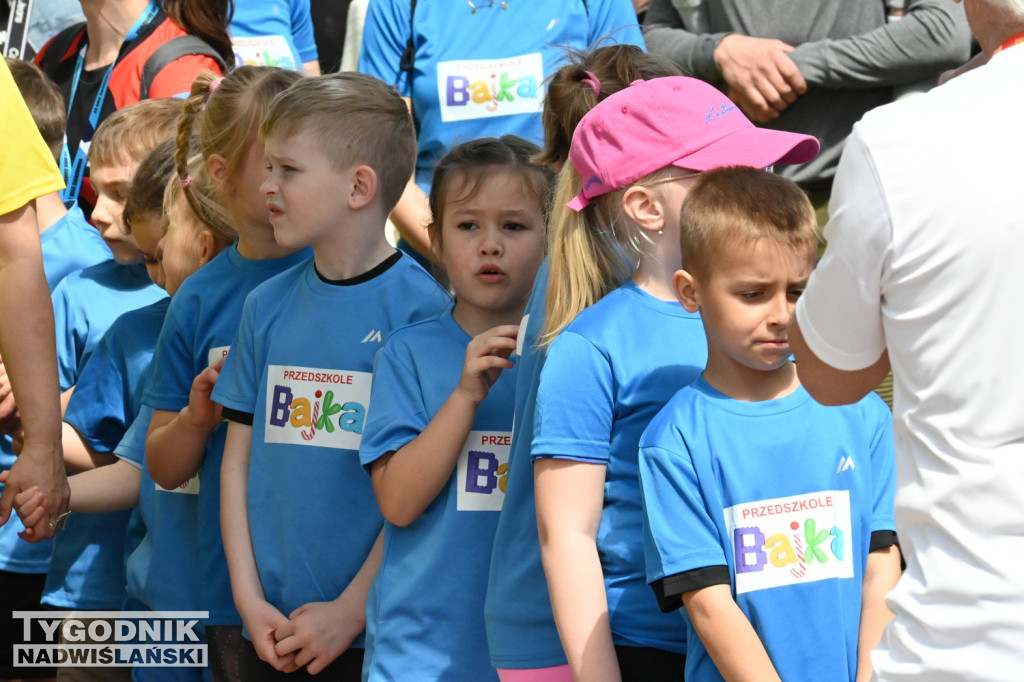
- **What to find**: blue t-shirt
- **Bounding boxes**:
[143,244,311,627]
[360,308,514,681]
[485,259,566,668]
[212,254,450,637]
[45,299,169,609]
[39,205,112,290]
[532,280,706,653]
[359,0,644,189]
[51,260,168,391]
[639,378,897,681]
[119,405,205,616]
[0,215,112,574]
[230,0,318,70]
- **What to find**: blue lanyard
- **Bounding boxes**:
[59,0,160,205]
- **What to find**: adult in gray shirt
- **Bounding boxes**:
[643,0,971,189]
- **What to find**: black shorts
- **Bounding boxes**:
[0,570,57,678]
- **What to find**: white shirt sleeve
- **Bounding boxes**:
[795,125,892,371]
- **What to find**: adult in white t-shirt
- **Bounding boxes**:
[790,1,1024,679]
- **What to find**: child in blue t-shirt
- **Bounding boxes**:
[211,73,450,681]
[531,76,819,682]
[49,99,185,393]
[638,166,901,682]
[141,67,306,679]
[359,136,549,682]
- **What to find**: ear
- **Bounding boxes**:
[621,185,663,235]
[348,165,378,210]
[195,229,217,266]
[207,154,229,189]
[674,268,701,313]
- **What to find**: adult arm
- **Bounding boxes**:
[0,201,69,540]
[791,128,893,406]
[535,459,621,682]
[787,0,971,88]
[856,545,901,682]
[683,585,781,681]
[643,0,804,122]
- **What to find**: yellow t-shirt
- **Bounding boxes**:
[0,59,65,215]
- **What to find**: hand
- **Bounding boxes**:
[714,34,807,123]
[274,596,366,675]
[454,325,518,405]
[0,440,70,541]
[240,599,298,673]
[185,356,225,432]
[0,473,47,530]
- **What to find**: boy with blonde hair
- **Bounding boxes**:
[638,166,901,682]
[51,98,182,391]
[213,72,450,680]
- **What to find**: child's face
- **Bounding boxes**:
[261,130,350,250]
[160,192,206,297]
[439,170,546,325]
[225,133,272,232]
[91,162,141,265]
[681,238,815,383]
[130,214,166,289]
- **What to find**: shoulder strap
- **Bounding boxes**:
[398,0,417,92]
[140,35,227,99]
[35,21,86,72]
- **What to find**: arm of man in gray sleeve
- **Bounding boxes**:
[788,0,971,88]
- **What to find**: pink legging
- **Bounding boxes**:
[497,665,574,682]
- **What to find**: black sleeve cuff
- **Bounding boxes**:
[869,529,898,552]
[222,407,254,426]
[870,529,905,571]
[651,565,731,613]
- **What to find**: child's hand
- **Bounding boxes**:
[0,474,48,531]
[274,596,365,675]
[455,325,519,405]
[240,599,298,673]
[185,356,225,432]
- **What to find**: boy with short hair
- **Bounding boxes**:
[50,98,181,392]
[212,72,451,680]
[638,166,901,682]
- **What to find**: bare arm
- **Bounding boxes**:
[301,59,321,76]
[535,458,620,682]
[0,201,68,540]
[221,421,296,672]
[147,359,224,489]
[371,326,516,526]
[683,584,781,682]
[856,545,901,682]
[61,422,118,474]
[790,313,891,406]
[68,459,141,513]
[386,97,436,263]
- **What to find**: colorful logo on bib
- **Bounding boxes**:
[264,365,371,450]
[456,431,511,512]
[723,490,853,594]
[232,35,297,70]
[437,53,544,123]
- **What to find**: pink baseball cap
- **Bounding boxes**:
[567,77,820,211]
